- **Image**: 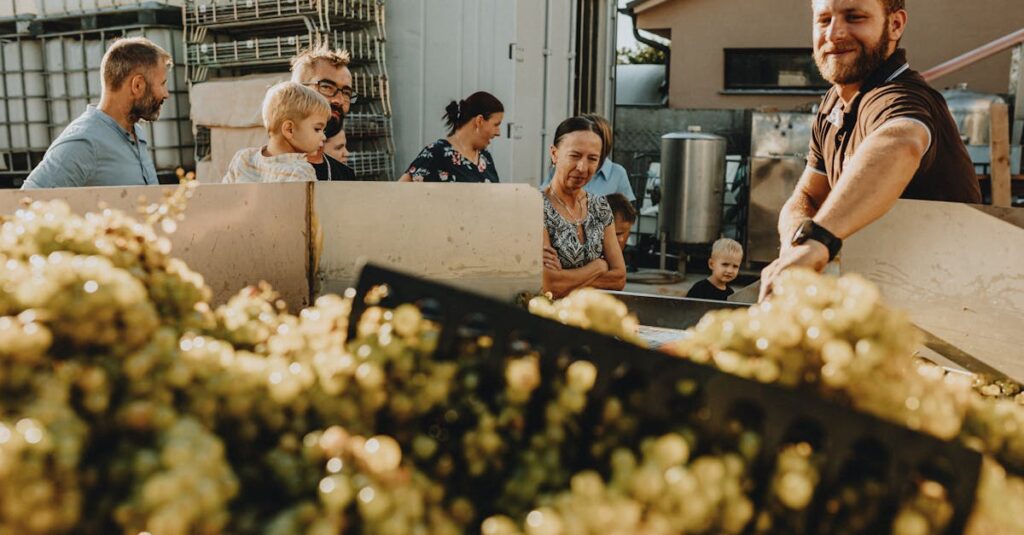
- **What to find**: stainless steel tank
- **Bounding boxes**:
[940,83,1020,172]
[659,132,727,244]
[942,83,1005,145]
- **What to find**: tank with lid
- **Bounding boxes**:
[942,83,1006,145]
[941,83,1020,172]
[658,132,727,244]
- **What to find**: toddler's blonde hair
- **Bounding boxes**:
[262,81,331,135]
[711,237,743,259]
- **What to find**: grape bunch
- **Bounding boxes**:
[529,288,643,345]
[666,268,972,440]
[964,458,1024,535]
[2,182,1023,534]
[752,442,821,534]
[483,434,754,535]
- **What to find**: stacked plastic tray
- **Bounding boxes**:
[184,0,394,181]
[348,263,986,535]
[0,1,190,186]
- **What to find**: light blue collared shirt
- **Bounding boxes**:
[541,158,636,201]
[22,105,159,189]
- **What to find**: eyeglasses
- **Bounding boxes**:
[305,80,359,104]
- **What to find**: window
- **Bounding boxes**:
[724,49,828,92]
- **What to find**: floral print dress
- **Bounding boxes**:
[405,139,500,183]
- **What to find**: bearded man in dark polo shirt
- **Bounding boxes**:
[759,0,981,300]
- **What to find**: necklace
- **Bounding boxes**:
[547,189,586,232]
[447,135,479,165]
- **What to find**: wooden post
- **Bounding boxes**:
[990,102,1012,207]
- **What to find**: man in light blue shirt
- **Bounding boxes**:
[22,37,171,189]
[540,157,635,201]
[540,114,635,201]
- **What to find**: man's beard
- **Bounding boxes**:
[129,90,164,123]
[814,29,890,85]
[324,104,344,138]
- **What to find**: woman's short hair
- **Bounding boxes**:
[262,81,331,134]
[605,193,636,223]
[101,37,172,91]
[552,116,606,164]
[580,113,613,162]
[443,91,504,135]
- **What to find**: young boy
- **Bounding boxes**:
[222,81,330,183]
[605,193,636,251]
[687,238,743,301]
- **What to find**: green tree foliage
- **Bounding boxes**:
[617,43,667,64]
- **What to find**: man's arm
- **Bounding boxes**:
[777,167,831,246]
[21,139,94,189]
[812,119,929,239]
[759,120,929,301]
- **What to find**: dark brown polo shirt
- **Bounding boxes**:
[807,49,981,203]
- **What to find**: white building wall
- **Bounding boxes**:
[386,0,581,185]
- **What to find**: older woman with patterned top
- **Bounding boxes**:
[399,91,503,183]
[542,117,627,297]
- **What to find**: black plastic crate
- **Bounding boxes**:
[348,263,983,535]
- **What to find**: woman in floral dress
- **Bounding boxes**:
[399,91,504,183]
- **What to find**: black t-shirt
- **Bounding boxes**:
[686,279,734,301]
[312,154,357,181]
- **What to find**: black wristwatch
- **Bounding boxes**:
[791,219,842,261]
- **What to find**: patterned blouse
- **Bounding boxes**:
[543,191,614,269]
[405,139,500,183]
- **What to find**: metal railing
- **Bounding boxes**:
[921,27,1024,82]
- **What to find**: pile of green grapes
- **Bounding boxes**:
[0,186,1022,534]
[0,193,766,534]
[657,268,1024,534]
[528,289,643,345]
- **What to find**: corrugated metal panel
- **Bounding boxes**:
[386,0,582,185]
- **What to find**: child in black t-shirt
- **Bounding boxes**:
[687,238,743,301]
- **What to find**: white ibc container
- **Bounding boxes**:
[126,28,181,60]
[48,123,67,141]
[2,40,46,98]
[65,39,88,98]
[87,70,102,99]
[44,38,66,98]
[0,0,41,18]
[42,0,79,16]
[0,114,7,149]
[1,41,49,149]
[142,119,194,169]
[84,39,103,98]
[47,100,71,133]
[84,39,103,70]
[67,97,89,118]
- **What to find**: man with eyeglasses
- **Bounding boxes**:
[290,45,358,181]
